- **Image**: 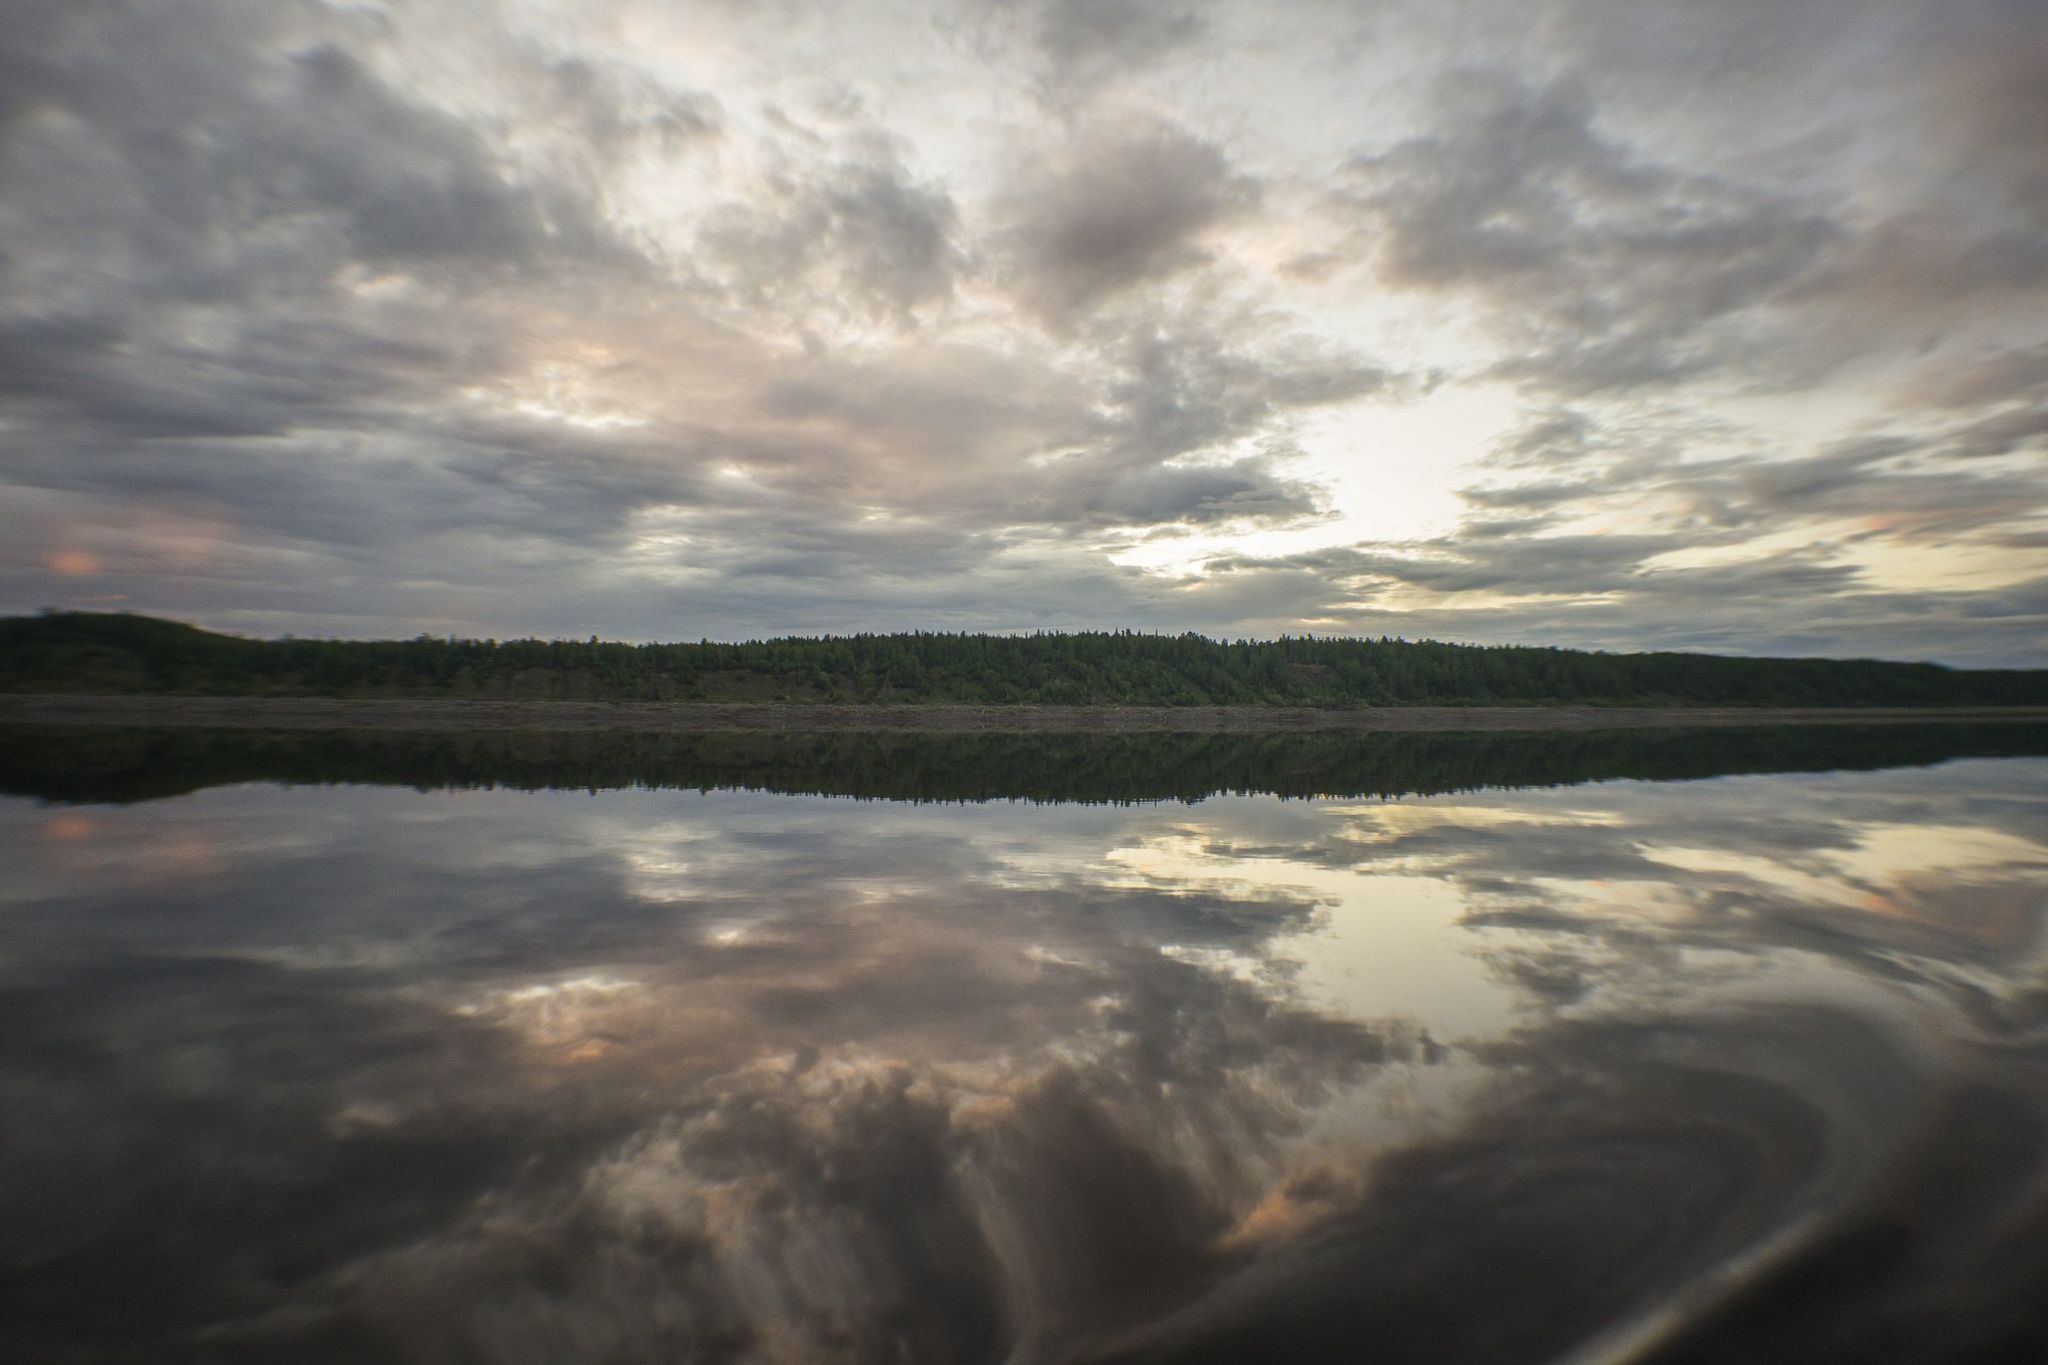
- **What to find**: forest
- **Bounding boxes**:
[8,722,2047,807]
[4,610,2045,708]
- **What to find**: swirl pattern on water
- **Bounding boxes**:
[0,739,2044,1361]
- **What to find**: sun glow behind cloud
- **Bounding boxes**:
[0,0,2043,660]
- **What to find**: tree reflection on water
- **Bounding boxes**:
[1,732,2044,1361]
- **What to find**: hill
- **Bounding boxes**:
[3,611,2044,709]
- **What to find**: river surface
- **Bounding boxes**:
[3,725,2046,1362]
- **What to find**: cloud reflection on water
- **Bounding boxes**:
[1,757,2045,1361]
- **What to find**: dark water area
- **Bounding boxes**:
[6,720,2048,805]
[2,727,2046,1362]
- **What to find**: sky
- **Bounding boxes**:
[2,0,2045,664]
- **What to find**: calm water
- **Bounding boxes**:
[3,726,2047,1363]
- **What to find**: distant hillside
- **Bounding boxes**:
[3,612,2044,709]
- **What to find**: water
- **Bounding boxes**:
[3,725,2046,1362]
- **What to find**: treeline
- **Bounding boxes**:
[4,611,2045,708]
[7,723,2046,807]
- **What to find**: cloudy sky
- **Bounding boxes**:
[3,0,2045,663]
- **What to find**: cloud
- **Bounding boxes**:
[1340,71,1840,394]
[1178,392,2041,663]
[0,2,1417,641]
[1897,343,2048,410]
[1912,3,2048,228]
[697,143,962,321]
[1034,0,1205,99]
[0,0,2043,660]
[1000,120,1259,326]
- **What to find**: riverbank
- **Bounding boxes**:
[7,695,2048,734]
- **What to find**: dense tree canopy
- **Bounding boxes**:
[8,723,2047,808]
[4,612,2044,708]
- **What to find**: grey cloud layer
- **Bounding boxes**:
[1341,73,1841,394]
[1,0,2042,657]
[1001,121,1256,324]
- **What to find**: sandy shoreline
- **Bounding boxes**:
[4,695,2046,734]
